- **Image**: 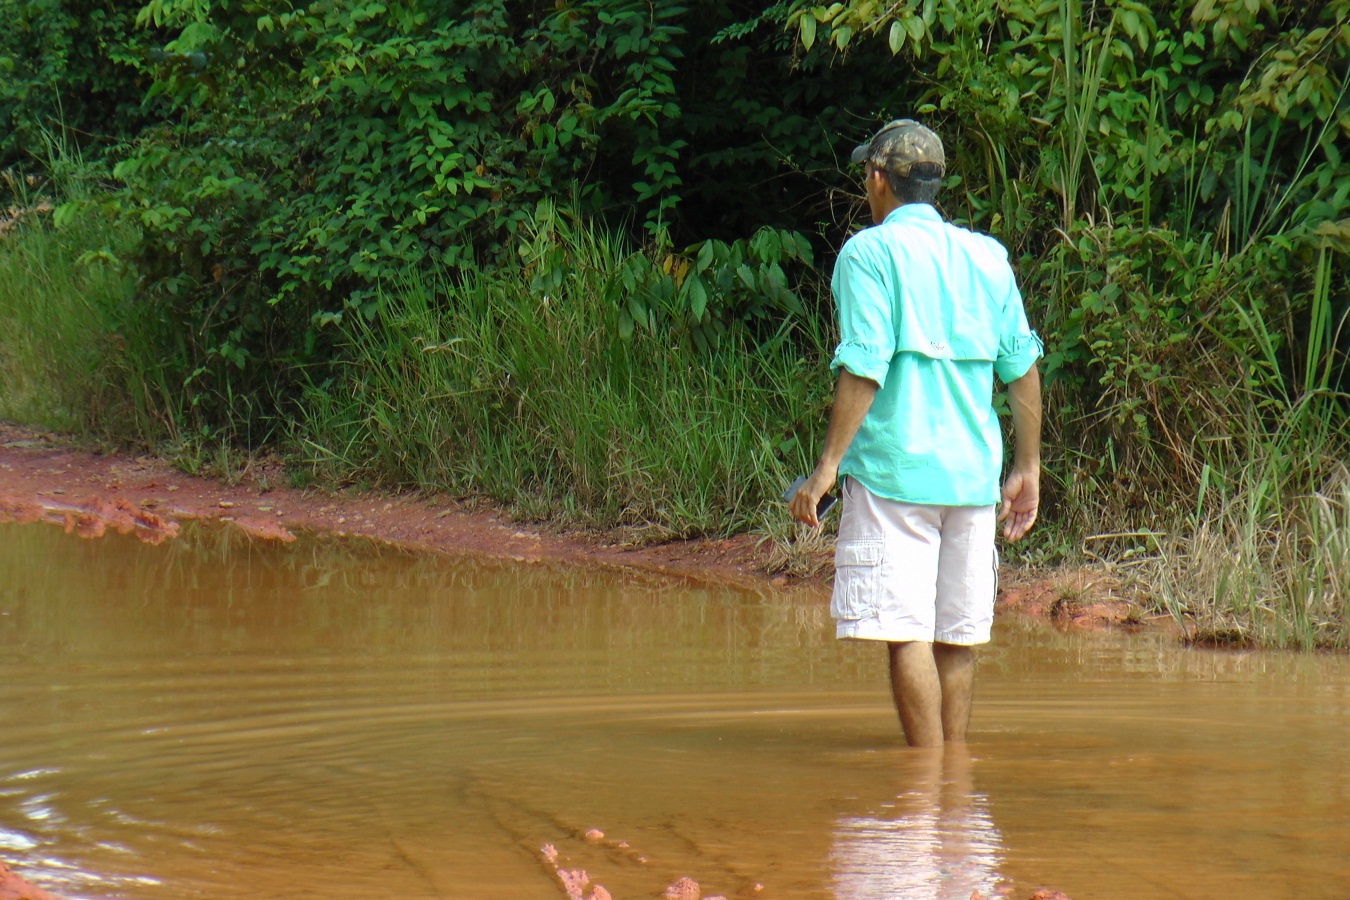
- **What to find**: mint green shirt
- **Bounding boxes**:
[830,204,1041,505]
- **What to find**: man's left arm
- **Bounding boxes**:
[998,363,1041,541]
[790,369,878,528]
[791,243,893,528]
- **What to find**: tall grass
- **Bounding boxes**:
[1162,466,1350,650]
[0,164,169,441]
[297,208,832,540]
[1148,246,1350,648]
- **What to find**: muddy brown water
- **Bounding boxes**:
[2,522,1349,899]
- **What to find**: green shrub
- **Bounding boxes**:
[0,0,153,187]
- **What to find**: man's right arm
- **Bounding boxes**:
[789,369,878,527]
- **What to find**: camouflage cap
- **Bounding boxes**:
[850,119,945,178]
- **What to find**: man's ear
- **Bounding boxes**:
[868,167,893,199]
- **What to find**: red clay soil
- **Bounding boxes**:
[0,422,1142,616]
[3,424,801,582]
[0,423,779,588]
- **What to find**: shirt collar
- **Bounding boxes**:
[882,203,941,226]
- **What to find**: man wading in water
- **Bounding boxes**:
[789,119,1043,748]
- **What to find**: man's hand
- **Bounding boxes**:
[997,468,1039,541]
[789,466,836,529]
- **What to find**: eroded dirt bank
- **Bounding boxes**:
[0,423,1143,619]
[0,424,781,589]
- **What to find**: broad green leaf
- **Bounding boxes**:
[800,13,817,51]
[736,264,755,290]
[627,295,650,332]
[695,240,716,272]
[889,20,906,54]
[688,276,708,320]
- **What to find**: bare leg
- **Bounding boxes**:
[887,641,944,747]
[933,642,974,742]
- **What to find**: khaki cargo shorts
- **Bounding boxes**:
[831,477,998,645]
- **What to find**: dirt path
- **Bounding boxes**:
[0,423,786,587]
[0,422,1142,627]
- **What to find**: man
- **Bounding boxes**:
[789,119,1042,748]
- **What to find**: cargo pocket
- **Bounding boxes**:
[831,539,884,620]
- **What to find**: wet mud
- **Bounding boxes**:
[994,571,1145,630]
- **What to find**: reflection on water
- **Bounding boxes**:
[831,748,1004,899]
[2,521,1350,899]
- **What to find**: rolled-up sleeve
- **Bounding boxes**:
[993,282,1043,383]
[829,246,896,388]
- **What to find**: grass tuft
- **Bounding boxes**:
[296,209,833,539]
[0,165,168,442]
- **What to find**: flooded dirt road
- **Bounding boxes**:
[2,521,1349,898]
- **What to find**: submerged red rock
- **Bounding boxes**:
[662,876,701,899]
[0,860,63,900]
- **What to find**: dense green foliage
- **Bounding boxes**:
[18,0,903,436]
[1,0,1348,644]
[0,1,152,172]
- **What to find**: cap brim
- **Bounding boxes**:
[849,142,870,165]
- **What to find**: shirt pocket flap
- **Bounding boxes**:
[894,330,997,362]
